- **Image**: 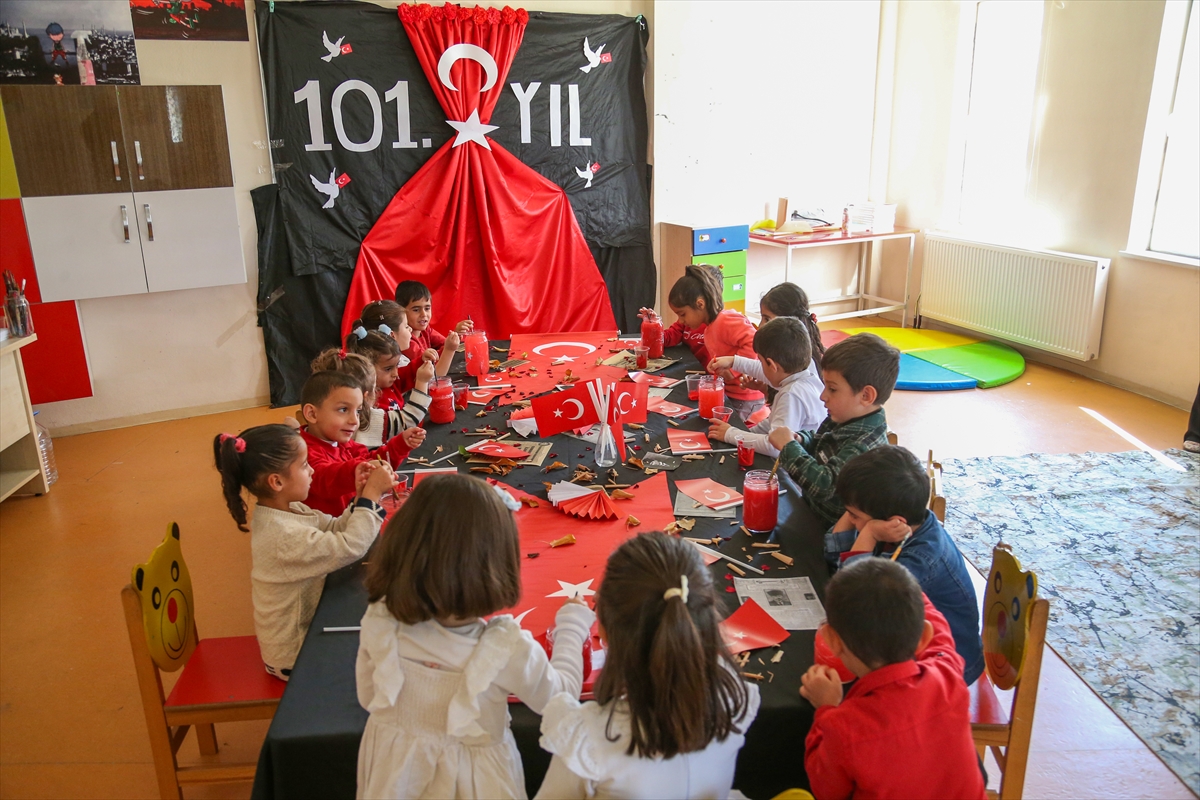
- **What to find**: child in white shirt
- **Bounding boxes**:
[534,532,760,800]
[213,424,395,679]
[707,316,825,457]
[356,475,594,800]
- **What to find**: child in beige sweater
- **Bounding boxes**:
[214,424,395,679]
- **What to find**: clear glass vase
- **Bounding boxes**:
[593,423,620,469]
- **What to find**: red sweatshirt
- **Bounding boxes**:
[300,428,412,516]
[703,310,764,401]
[664,320,710,366]
[804,595,986,800]
[376,384,406,412]
[395,327,446,395]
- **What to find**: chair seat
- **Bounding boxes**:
[968,674,1010,727]
[165,636,286,708]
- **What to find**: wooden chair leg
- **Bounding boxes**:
[196,723,219,756]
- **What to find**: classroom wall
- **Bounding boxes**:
[35,0,652,435]
[651,0,885,315]
[883,0,1199,408]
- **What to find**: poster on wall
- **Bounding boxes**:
[0,0,140,84]
[130,0,249,42]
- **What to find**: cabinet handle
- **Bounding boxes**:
[111,141,122,181]
[121,204,130,242]
[143,203,154,241]
[134,140,144,181]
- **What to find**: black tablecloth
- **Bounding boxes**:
[251,343,829,800]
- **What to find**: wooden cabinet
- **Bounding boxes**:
[658,222,751,314]
[0,335,51,503]
[0,85,245,302]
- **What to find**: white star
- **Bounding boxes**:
[553,409,563,417]
[732,631,747,639]
[447,108,498,149]
[546,579,596,599]
[554,354,576,362]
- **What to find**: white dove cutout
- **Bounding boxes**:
[321,31,345,63]
[580,37,605,73]
[575,162,595,189]
[310,168,340,209]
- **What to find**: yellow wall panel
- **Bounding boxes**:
[0,98,19,199]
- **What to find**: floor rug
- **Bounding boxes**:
[942,449,1200,793]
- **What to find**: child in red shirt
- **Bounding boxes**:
[641,305,710,366]
[667,265,765,420]
[394,281,473,392]
[801,558,986,800]
[300,370,425,516]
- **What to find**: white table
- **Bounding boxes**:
[749,228,917,326]
[0,334,51,502]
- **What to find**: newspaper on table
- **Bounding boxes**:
[733,576,825,630]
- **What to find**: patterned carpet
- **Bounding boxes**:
[942,449,1200,794]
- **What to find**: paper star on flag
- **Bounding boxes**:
[554,354,576,362]
[447,108,499,149]
[546,579,596,599]
[553,409,563,417]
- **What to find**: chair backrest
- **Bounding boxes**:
[886,430,899,445]
[130,522,197,672]
[927,450,945,522]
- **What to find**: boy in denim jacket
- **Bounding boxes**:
[826,444,984,684]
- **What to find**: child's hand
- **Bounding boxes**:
[863,516,910,543]
[361,461,396,502]
[767,427,796,451]
[415,359,436,390]
[707,356,735,372]
[741,375,770,393]
[716,367,737,384]
[454,319,473,335]
[401,426,427,449]
[800,664,844,708]
[638,306,660,322]
[832,511,856,533]
[708,420,731,441]
[443,329,460,352]
[354,461,376,494]
[561,594,588,607]
[422,348,439,364]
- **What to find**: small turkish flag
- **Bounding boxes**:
[607,380,648,424]
[531,381,601,438]
[720,597,790,654]
[599,52,612,63]
[341,43,353,54]
[335,173,352,188]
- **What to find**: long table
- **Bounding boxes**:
[251,343,830,800]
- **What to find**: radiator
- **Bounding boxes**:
[920,233,1110,361]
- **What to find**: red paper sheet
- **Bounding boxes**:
[667,428,713,454]
[467,387,509,405]
[647,397,696,418]
[675,478,743,510]
[720,597,790,654]
[499,331,628,405]
[493,472,676,638]
[627,371,681,388]
[464,440,532,459]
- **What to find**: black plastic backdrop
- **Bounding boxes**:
[255,2,653,405]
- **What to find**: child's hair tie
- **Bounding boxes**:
[353,326,368,340]
[663,574,689,603]
[218,433,247,453]
[376,324,393,336]
[337,347,347,360]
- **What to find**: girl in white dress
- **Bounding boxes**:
[535,532,760,799]
[355,474,594,799]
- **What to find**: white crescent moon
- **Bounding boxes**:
[563,398,586,420]
[616,392,633,415]
[531,341,598,356]
[471,390,490,399]
[660,403,682,415]
[483,374,503,383]
[703,490,731,502]
[678,438,704,450]
[478,444,507,455]
[437,43,498,92]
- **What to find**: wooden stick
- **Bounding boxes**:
[769,551,794,566]
[690,542,765,575]
[323,626,361,632]
[727,563,746,577]
[751,542,781,549]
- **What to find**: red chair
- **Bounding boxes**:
[122,523,285,799]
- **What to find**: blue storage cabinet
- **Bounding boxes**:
[658,222,750,314]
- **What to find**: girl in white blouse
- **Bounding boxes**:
[355,475,594,800]
[535,532,760,799]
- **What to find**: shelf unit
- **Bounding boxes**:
[0,334,50,502]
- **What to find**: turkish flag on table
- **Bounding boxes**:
[720,598,790,654]
[464,440,532,459]
[499,331,627,406]
[607,380,648,424]
[675,477,743,510]
[341,5,616,340]
[492,473,677,638]
[531,381,601,438]
[667,427,713,454]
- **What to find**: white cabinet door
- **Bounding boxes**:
[21,194,149,302]
[133,187,246,294]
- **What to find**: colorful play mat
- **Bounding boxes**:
[820,327,1025,391]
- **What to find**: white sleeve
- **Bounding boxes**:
[496,602,596,713]
[731,355,767,383]
[534,755,596,800]
[355,634,375,711]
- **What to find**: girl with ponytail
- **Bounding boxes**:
[213,424,394,680]
[534,532,759,799]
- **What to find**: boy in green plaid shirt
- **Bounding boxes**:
[767,333,900,526]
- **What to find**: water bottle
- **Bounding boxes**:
[33,412,59,486]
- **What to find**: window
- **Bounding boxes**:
[1128,0,1200,264]
[944,0,1045,237]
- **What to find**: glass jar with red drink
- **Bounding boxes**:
[742,469,779,533]
[452,381,470,410]
[698,375,725,418]
[640,312,664,359]
[429,377,455,424]
[464,330,489,377]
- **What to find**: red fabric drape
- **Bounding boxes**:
[341,3,616,338]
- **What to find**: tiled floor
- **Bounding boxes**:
[0,322,1194,799]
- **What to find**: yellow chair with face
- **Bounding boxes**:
[122,523,285,799]
[968,544,1049,800]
